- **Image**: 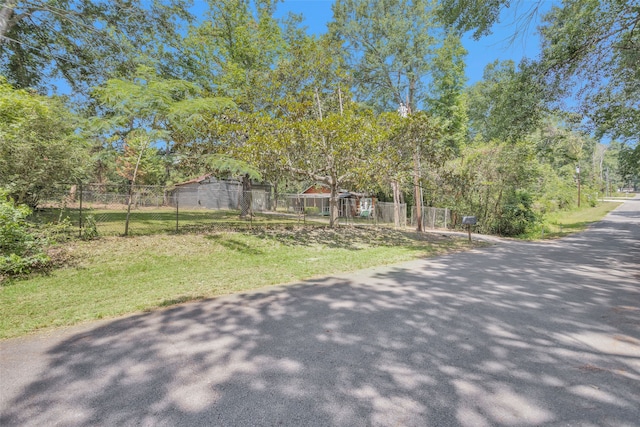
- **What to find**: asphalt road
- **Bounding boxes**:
[1,198,639,427]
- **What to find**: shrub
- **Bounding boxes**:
[81,215,100,240]
[489,190,539,236]
[0,190,50,277]
[304,207,321,216]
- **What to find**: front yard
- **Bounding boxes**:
[0,227,479,339]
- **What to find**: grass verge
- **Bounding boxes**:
[523,201,622,239]
[0,227,481,339]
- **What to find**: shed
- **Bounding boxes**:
[172,175,271,211]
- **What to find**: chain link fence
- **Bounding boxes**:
[32,182,420,237]
[33,183,278,237]
[278,195,407,227]
[410,206,452,230]
[375,202,407,228]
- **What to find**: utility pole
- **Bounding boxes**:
[576,164,581,207]
[414,145,422,232]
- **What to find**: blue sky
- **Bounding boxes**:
[48,0,554,95]
[274,0,555,85]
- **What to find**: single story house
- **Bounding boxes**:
[288,185,375,217]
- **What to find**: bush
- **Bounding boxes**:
[81,215,100,240]
[304,207,321,216]
[39,216,75,243]
[0,190,50,277]
[489,190,539,236]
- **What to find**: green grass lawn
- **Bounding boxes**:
[530,201,622,239]
[0,227,479,339]
[32,207,319,236]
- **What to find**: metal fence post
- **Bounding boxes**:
[432,208,436,230]
[444,208,448,229]
[78,182,83,238]
[410,206,414,229]
[249,191,253,229]
[175,187,179,233]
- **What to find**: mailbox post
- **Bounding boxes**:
[462,216,477,242]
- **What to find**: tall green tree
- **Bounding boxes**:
[330,0,456,230]
[0,0,192,96]
[426,31,468,145]
[91,66,234,234]
[330,0,443,113]
[185,33,352,199]
[250,98,382,227]
[178,0,303,196]
[440,0,639,146]
[181,0,286,111]
[0,77,88,207]
[221,34,369,227]
[466,60,546,143]
[539,0,640,144]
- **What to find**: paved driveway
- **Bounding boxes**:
[1,198,639,426]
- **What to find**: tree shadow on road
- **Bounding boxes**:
[1,218,639,426]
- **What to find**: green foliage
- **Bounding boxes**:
[39,216,75,244]
[206,155,262,182]
[466,60,546,143]
[0,0,194,98]
[619,144,640,182]
[245,97,383,227]
[489,190,539,237]
[304,207,320,216]
[533,164,575,212]
[392,111,451,163]
[91,66,235,187]
[81,215,99,241]
[539,0,640,144]
[330,0,443,112]
[426,31,468,145]
[437,140,541,236]
[0,77,89,207]
[0,190,49,277]
[182,0,287,110]
[2,0,635,239]
[436,0,506,39]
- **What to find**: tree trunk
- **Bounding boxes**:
[273,181,278,211]
[124,144,145,236]
[392,180,401,228]
[406,80,422,232]
[0,1,17,40]
[329,183,339,228]
[124,181,134,236]
[414,147,422,232]
[240,174,252,218]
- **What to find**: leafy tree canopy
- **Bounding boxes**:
[0,0,193,98]
[329,0,444,112]
[0,77,88,207]
[539,0,640,144]
[466,60,546,143]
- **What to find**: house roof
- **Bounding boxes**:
[173,174,213,186]
[301,184,331,195]
[174,175,272,189]
[297,185,368,198]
